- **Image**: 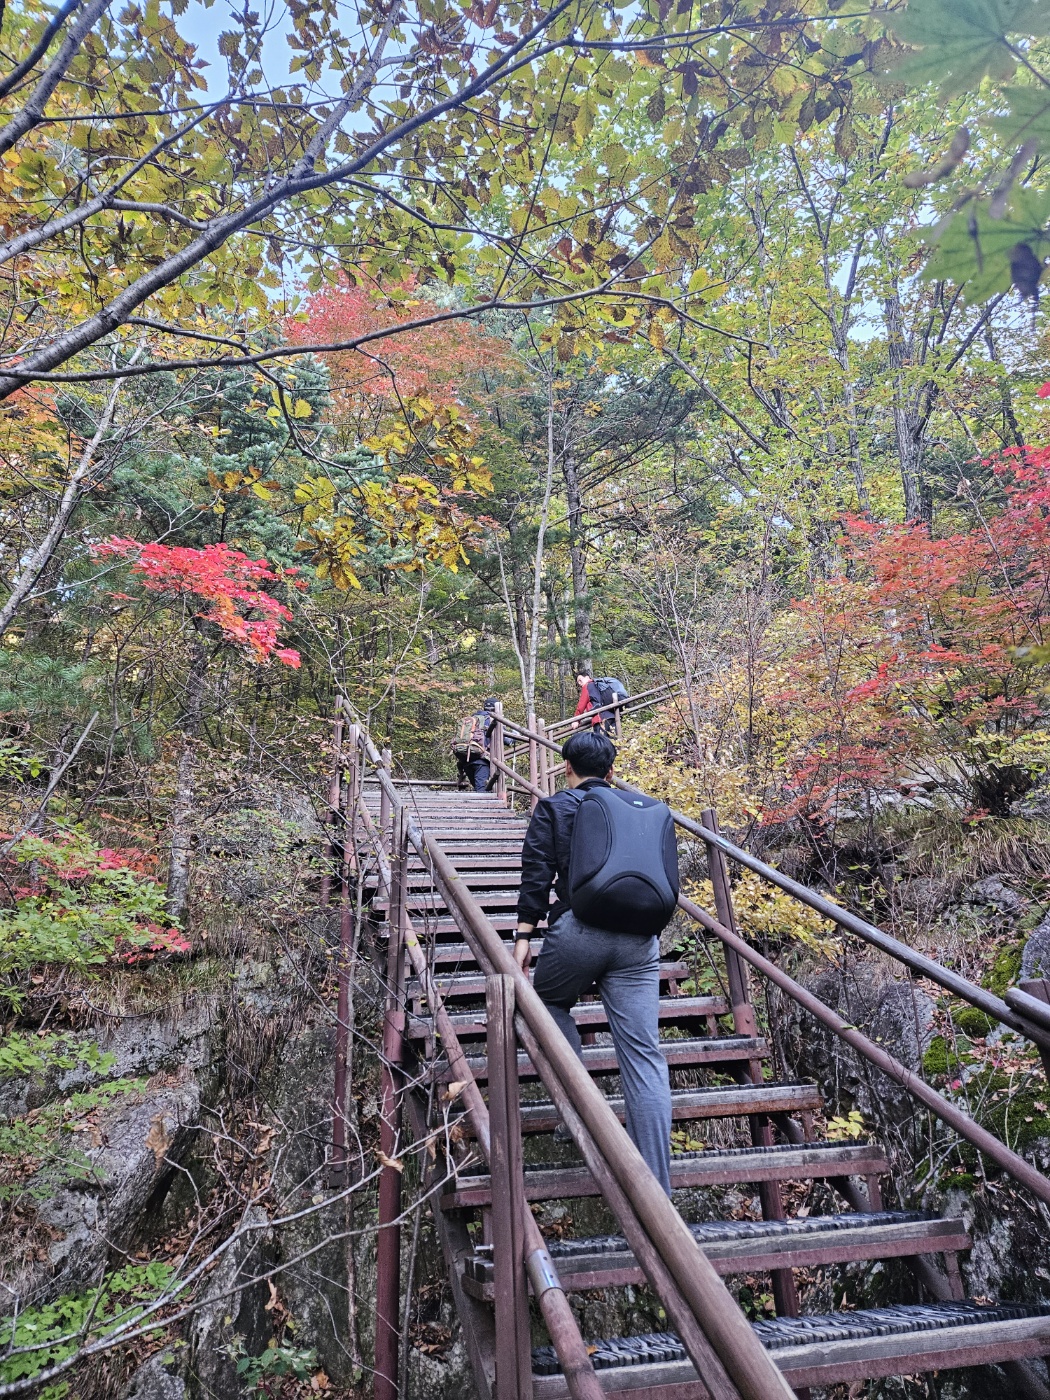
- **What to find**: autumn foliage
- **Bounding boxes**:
[95,539,302,667]
[289,277,511,426]
[697,451,1050,824]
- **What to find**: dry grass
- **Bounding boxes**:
[882,808,1050,882]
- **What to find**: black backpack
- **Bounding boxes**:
[596,676,628,702]
[567,785,680,936]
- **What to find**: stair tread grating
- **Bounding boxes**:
[542,1210,939,1259]
[531,1303,1050,1374]
[457,1138,880,1179]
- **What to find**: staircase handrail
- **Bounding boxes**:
[677,888,1050,1211]
[349,716,797,1400]
[542,679,683,739]
[490,713,1050,1212]
[489,715,1050,1053]
[486,747,544,802]
[347,744,605,1400]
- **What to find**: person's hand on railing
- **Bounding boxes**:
[514,923,534,971]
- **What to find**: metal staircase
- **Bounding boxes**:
[331,698,1050,1400]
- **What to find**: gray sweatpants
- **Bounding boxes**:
[531,910,672,1193]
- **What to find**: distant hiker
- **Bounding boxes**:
[573,672,628,734]
[514,727,679,1193]
[452,698,497,792]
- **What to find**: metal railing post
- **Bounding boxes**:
[330,722,358,1185]
[700,807,798,1321]
[700,809,754,1036]
[375,805,407,1400]
[527,711,539,812]
[320,704,345,907]
[487,975,532,1400]
[1021,979,1050,1079]
[537,717,551,796]
[492,702,507,804]
[379,745,392,852]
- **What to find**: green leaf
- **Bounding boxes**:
[883,0,1050,96]
[990,83,1050,150]
[921,187,1050,300]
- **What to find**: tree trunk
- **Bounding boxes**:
[561,448,591,671]
[883,280,930,525]
[166,639,206,926]
[0,377,124,638]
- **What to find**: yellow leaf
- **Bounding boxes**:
[293,398,313,419]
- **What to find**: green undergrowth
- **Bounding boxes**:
[922,1036,963,1078]
[951,1006,996,1038]
[0,1077,147,1203]
[0,1262,174,1398]
[966,1071,1050,1156]
[983,941,1026,998]
[876,809,1050,882]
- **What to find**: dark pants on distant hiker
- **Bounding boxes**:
[456,755,491,792]
[467,757,491,792]
[532,910,672,1193]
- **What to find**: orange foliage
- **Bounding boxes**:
[288,277,512,436]
[756,449,1050,823]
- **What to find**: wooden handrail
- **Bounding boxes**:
[350,741,606,1400]
[354,723,794,1400]
[487,749,544,801]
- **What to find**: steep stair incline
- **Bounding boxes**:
[352,767,1050,1400]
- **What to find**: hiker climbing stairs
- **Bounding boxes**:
[337,699,1050,1400]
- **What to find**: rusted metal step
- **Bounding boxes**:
[375,892,532,913]
[463,1211,969,1298]
[529,1302,1050,1395]
[515,1081,821,1135]
[408,960,697,1002]
[433,1035,768,1084]
[379,873,522,895]
[441,1141,891,1209]
[406,994,729,1041]
[390,916,521,939]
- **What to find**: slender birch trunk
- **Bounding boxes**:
[0,377,124,637]
[166,639,206,925]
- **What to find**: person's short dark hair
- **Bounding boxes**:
[562,728,616,778]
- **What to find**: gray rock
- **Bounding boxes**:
[965,876,1027,916]
[5,1069,200,1308]
[781,960,935,1133]
[185,1205,274,1400]
[1023,911,1050,979]
[895,876,953,920]
[0,996,216,1123]
[121,1355,186,1400]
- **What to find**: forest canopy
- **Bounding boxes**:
[5,0,1050,1388]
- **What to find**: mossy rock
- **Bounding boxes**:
[956,1067,1050,1159]
[922,1035,961,1077]
[982,941,1025,998]
[939,1170,976,1192]
[952,1006,996,1038]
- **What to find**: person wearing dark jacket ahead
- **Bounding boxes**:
[514,727,673,1193]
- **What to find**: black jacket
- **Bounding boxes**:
[516,778,610,929]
